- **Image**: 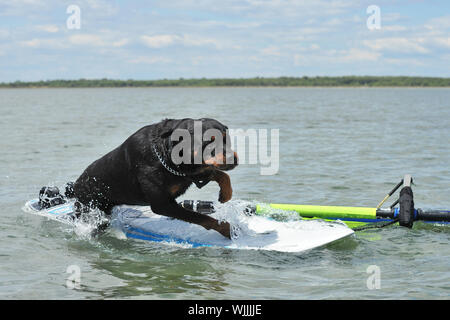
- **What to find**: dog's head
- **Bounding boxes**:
[158,118,238,174]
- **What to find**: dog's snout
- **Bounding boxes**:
[231,151,238,165]
[224,151,238,168]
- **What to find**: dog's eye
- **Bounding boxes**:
[203,136,215,147]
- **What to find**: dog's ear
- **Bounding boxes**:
[160,127,173,139]
[159,119,178,139]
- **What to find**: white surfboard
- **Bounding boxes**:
[23,199,354,253]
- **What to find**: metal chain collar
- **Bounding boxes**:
[152,144,186,177]
[151,143,210,189]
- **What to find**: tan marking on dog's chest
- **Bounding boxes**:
[168,184,181,196]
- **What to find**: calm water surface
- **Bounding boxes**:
[0,88,449,299]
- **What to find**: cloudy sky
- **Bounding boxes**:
[0,0,449,82]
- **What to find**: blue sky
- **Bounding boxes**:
[0,0,449,82]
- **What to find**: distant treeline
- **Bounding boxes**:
[1,76,449,88]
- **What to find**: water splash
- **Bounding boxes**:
[212,200,255,241]
[69,207,109,239]
[249,203,303,222]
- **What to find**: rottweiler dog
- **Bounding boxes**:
[72,118,238,239]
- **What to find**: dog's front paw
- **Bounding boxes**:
[216,221,231,239]
[213,171,232,203]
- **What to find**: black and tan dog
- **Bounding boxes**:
[72,118,238,239]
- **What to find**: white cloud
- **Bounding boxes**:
[182,34,222,48]
[69,34,105,46]
[431,37,450,49]
[19,38,66,49]
[20,38,40,47]
[381,25,408,32]
[0,0,43,4]
[294,48,381,66]
[339,48,381,62]
[36,25,59,33]
[381,12,403,23]
[112,38,129,47]
[293,53,307,66]
[357,14,450,61]
[424,15,450,30]
[127,56,171,64]
[140,34,222,49]
[68,34,129,48]
[16,31,130,51]
[384,57,425,66]
[141,34,179,48]
[0,0,45,16]
[324,18,342,26]
[261,46,281,56]
[156,0,358,22]
[363,38,429,54]
[245,0,355,16]
[0,29,10,38]
[295,26,332,35]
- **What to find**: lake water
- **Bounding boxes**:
[0,87,449,299]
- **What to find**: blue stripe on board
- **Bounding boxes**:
[125,227,213,248]
[127,226,172,240]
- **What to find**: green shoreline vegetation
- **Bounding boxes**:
[1,76,449,88]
